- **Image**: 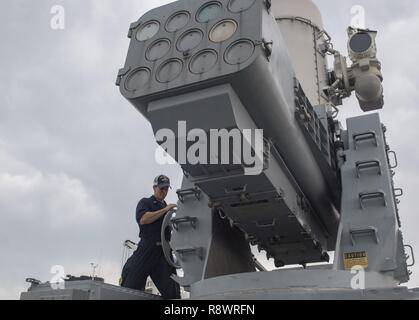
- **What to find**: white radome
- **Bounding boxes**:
[271,0,324,28]
[271,0,328,105]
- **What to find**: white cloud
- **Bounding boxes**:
[0,151,104,229]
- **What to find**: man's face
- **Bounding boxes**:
[154,186,169,201]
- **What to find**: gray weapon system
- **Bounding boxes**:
[116,0,414,298]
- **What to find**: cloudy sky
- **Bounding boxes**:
[1,0,418,299]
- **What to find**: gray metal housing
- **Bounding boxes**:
[20,279,162,300]
[113,0,416,300]
[117,0,340,255]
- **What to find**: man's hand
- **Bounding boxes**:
[140,203,177,225]
[165,204,177,212]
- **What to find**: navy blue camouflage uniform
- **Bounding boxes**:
[121,195,180,299]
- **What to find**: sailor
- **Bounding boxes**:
[121,175,180,299]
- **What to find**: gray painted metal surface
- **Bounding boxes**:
[334,113,410,284]
[20,279,162,300]
[160,85,333,279]
[117,0,340,259]
[189,270,419,300]
[168,174,256,288]
[112,0,417,300]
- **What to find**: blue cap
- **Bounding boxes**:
[153,175,171,188]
